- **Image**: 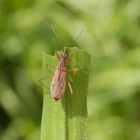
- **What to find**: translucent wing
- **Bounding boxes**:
[51,68,66,101]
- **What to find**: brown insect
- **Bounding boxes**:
[39,26,82,101]
[39,47,75,101]
[50,47,74,101]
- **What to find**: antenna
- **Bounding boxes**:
[73,28,83,42]
[49,25,65,46]
[49,25,83,46]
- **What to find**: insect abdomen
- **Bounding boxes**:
[50,67,67,101]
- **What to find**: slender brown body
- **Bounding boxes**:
[50,48,73,101]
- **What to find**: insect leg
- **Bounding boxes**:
[68,82,73,95]
[55,51,61,61]
[45,64,56,72]
[67,68,90,73]
[66,53,74,65]
[39,64,55,89]
[38,77,49,90]
[67,67,80,73]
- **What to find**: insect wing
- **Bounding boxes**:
[51,69,66,101]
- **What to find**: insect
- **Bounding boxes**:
[39,47,75,101]
[39,26,82,101]
[50,47,74,101]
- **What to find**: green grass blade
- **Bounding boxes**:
[40,47,91,140]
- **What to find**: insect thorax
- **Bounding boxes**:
[57,60,67,72]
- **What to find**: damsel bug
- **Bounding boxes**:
[50,47,74,101]
[39,47,77,101]
[39,26,83,101]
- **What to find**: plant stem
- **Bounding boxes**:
[40,47,91,140]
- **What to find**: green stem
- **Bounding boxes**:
[40,47,91,140]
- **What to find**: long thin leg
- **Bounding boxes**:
[67,67,80,73]
[55,51,61,61]
[38,77,49,90]
[68,82,73,95]
[67,67,90,73]
[45,64,56,70]
[66,53,74,65]
[39,64,55,89]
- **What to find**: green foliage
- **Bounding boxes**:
[0,0,140,140]
[41,47,91,140]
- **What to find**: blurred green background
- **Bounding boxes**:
[0,0,140,140]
